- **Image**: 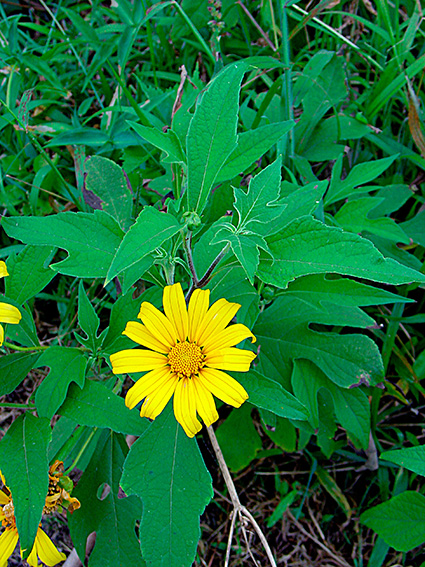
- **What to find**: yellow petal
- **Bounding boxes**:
[198,368,248,407]
[138,302,178,349]
[187,288,210,342]
[110,349,167,374]
[0,469,5,485]
[0,489,9,505]
[197,299,240,346]
[0,261,8,278]
[163,283,188,343]
[139,374,178,420]
[0,325,3,347]
[123,321,169,354]
[0,527,19,566]
[205,347,256,371]
[26,544,39,567]
[0,302,21,325]
[173,378,202,437]
[125,366,173,409]
[202,323,256,352]
[33,528,66,566]
[193,377,219,427]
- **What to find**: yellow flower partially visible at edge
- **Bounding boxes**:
[0,469,66,567]
[0,261,21,346]
[110,283,256,437]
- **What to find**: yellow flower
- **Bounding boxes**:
[110,283,256,437]
[0,261,21,347]
[0,471,66,567]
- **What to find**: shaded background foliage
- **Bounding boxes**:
[1,1,425,566]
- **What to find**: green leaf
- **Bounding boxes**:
[292,360,370,449]
[102,286,162,354]
[3,301,40,347]
[35,347,87,420]
[283,274,413,330]
[121,403,213,567]
[286,274,413,308]
[69,431,144,567]
[315,466,352,519]
[215,121,294,184]
[57,380,148,436]
[254,294,384,388]
[76,281,101,351]
[381,446,425,476]
[0,414,51,557]
[277,180,327,228]
[212,159,287,281]
[213,226,267,283]
[4,246,56,304]
[2,210,124,278]
[267,490,298,527]
[106,207,181,283]
[0,351,40,397]
[294,54,347,154]
[303,114,369,161]
[259,216,425,289]
[233,158,285,235]
[208,265,260,328]
[326,154,399,205]
[360,492,425,552]
[334,197,409,244]
[401,209,425,247]
[85,156,133,231]
[128,120,186,164]
[264,417,297,452]
[46,128,110,147]
[235,369,308,421]
[186,62,247,214]
[216,404,262,472]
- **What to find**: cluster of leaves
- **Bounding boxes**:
[1,1,425,566]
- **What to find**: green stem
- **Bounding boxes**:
[0,100,70,194]
[172,1,215,65]
[65,427,98,474]
[186,243,230,300]
[183,231,199,286]
[279,4,294,162]
[0,402,33,409]
[1,341,48,352]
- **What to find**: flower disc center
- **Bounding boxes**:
[168,341,204,378]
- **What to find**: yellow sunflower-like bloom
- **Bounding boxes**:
[0,470,66,567]
[0,261,21,346]
[110,283,256,437]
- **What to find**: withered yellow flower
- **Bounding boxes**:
[110,283,256,437]
[0,470,66,567]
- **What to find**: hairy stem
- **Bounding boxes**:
[207,425,277,567]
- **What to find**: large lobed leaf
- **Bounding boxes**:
[2,210,124,278]
[121,404,213,567]
[0,414,51,557]
[259,216,425,288]
[254,294,384,389]
[4,245,56,304]
[69,431,144,567]
[35,347,87,420]
[57,380,148,437]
